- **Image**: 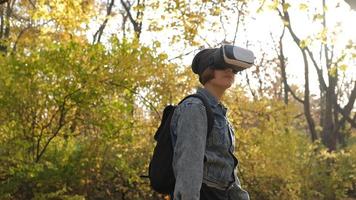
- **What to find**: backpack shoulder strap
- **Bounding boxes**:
[178,94,214,137]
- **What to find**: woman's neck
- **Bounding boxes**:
[203,84,225,101]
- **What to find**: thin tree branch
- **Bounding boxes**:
[135,0,145,37]
[245,70,257,100]
[120,0,143,37]
[106,80,161,119]
[335,104,356,128]
[335,81,356,128]
[0,11,3,35]
[197,34,213,48]
[35,88,82,162]
[219,15,227,41]
[120,0,136,29]
[36,98,68,162]
[120,10,128,38]
[93,0,115,44]
[274,27,289,104]
[233,2,246,46]
[278,33,305,104]
[305,48,328,91]
[322,0,330,68]
[12,25,32,53]
[167,49,195,62]
[28,0,35,8]
[256,54,264,97]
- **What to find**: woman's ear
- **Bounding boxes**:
[199,68,215,85]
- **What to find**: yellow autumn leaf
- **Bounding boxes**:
[299,3,308,11]
[339,64,348,71]
[300,39,310,49]
[283,3,291,12]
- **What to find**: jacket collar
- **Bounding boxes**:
[196,87,219,108]
[196,87,228,115]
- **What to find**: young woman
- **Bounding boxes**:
[170,48,250,200]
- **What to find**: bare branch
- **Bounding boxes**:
[28,0,35,8]
[335,81,356,128]
[286,85,304,104]
[219,15,227,41]
[256,54,264,97]
[36,98,68,162]
[233,2,246,46]
[322,0,330,69]
[302,49,318,141]
[277,8,301,46]
[245,71,257,100]
[93,0,115,44]
[107,80,161,119]
[277,0,317,141]
[305,48,328,91]
[0,7,4,39]
[120,0,136,29]
[197,34,213,48]
[120,0,143,38]
[35,88,82,162]
[335,104,356,128]
[167,49,195,62]
[12,25,31,53]
[135,0,145,37]
[276,27,288,104]
[275,27,304,104]
[120,9,128,38]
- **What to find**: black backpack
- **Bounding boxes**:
[148,94,214,194]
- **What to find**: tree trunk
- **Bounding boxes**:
[301,49,318,141]
[321,83,336,151]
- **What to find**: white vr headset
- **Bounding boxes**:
[211,45,255,72]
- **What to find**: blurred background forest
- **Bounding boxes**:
[0,0,355,199]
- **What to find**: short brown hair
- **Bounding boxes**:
[199,67,215,85]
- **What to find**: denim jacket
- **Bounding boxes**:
[170,87,249,200]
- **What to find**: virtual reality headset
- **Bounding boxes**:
[193,45,255,75]
[211,45,255,72]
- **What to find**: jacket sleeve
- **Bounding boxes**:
[229,178,250,200]
[172,100,207,200]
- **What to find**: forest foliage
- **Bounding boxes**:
[0,0,355,199]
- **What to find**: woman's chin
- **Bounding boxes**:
[226,80,235,87]
[219,82,233,89]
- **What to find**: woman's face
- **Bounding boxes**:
[209,68,236,89]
